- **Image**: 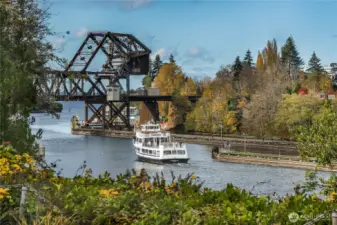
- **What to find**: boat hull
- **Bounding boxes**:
[137,155,189,164]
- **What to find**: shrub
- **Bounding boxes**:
[1,146,336,224]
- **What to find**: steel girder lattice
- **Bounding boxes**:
[36,32,151,129]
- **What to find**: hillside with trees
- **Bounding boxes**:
[148,37,337,141]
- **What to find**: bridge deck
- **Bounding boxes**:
[55,95,200,102]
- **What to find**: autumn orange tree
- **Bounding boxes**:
[152,61,197,129]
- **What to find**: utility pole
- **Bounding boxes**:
[220,124,223,139]
[243,133,246,153]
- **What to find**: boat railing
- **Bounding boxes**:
[161,142,184,149]
[142,143,160,148]
[139,142,184,149]
[135,132,170,138]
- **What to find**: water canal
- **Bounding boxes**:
[31,101,329,197]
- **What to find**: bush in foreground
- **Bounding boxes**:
[0,145,336,225]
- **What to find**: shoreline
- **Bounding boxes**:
[71,127,337,172]
[214,153,337,172]
[71,127,298,155]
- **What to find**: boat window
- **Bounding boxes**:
[161,138,168,143]
[172,150,177,155]
[177,150,185,154]
[163,150,171,155]
[149,150,152,154]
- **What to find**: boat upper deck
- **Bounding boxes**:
[135,123,170,136]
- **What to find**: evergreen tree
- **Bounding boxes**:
[243,49,253,68]
[142,73,152,88]
[263,39,278,66]
[256,51,264,71]
[330,62,337,74]
[307,52,324,74]
[152,54,163,78]
[281,36,304,78]
[169,54,176,64]
[231,56,243,80]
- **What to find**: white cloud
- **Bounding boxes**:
[151,47,177,61]
[185,46,214,63]
[76,27,88,38]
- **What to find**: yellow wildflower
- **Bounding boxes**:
[143,182,150,188]
[191,175,197,180]
[109,190,119,196]
[12,164,22,172]
[0,188,9,195]
[332,192,336,196]
[15,155,22,160]
[99,189,120,197]
[99,189,110,196]
[0,188,9,200]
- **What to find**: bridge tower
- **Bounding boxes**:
[60,32,151,130]
[35,32,201,130]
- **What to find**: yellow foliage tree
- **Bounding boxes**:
[256,51,264,71]
[152,63,194,118]
[272,94,322,139]
[180,78,197,96]
[185,80,233,133]
[153,63,178,115]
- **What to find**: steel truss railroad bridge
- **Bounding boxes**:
[36,31,200,130]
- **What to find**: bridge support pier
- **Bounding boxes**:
[83,100,131,130]
[139,100,159,124]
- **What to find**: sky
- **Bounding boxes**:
[47,0,337,89]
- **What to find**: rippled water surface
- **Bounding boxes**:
[31,101,329,196]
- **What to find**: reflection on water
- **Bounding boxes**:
[30,101,330,197]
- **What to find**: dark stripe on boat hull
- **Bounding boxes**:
[137,156,189,164]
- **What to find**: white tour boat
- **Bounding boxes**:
[133,122,189,164]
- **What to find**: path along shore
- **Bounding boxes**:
[213,153,337,172]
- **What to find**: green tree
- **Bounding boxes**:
[243,49,253,68]
[231,56,242,80]
[142,73,153,88]
[330,62,337,74]
[0,1,57,154]
[152,54,163,78]
[296,101,337,165]
[281,36,304,79]
[306,52,324,74]
[142,58,153,88]
[169,54,176,64]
